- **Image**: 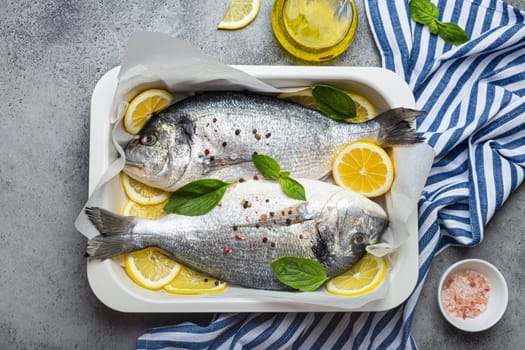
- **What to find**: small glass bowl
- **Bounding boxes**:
[437,259,508,332]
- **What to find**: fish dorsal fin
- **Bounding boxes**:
[233,202,314,229]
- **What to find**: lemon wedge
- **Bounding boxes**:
[121,199,167,219]
[123,88,174,135]
[332,141,394,198]
[164,266,227,294]
[120,172,171,205]
[125,248,182,290]
[217,0,260,30]
[277,87,376,123]
[326,254,387,296]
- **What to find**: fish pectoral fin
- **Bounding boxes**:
[317,170,332,181]
[201,156,253,175]
[236,203,314,228]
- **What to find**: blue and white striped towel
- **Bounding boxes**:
[137,0,525,348]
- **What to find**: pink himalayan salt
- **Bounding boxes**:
[441,269,491,319]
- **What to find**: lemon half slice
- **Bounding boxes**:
[125,248,182,290]
[277,88,376,123]
[164,266,227,294]
[121,199,167,219]
[277,88,319,109]
[332,141,394,198]
[217,0,260,30]
[326,255,387,296]
[344,92,377,123]
[120,172,171,205]
[123,89,174,135]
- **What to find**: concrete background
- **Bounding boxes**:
[1,0,523,349]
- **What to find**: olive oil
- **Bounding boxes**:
[272,0,357,62]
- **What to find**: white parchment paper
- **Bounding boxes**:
[75,32,434,309]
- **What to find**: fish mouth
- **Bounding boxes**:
[124,161,145,175]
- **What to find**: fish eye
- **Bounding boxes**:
[352,232,367,246]
[139,133,158,146]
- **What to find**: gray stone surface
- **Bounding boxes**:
[0,0,523,349]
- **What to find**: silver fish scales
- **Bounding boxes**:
[85,180,388,290]
[123,92,422,191]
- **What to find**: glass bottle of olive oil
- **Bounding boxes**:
[272,0,357,63]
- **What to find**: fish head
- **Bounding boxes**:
[123,116,191,191]
[317,189,388,261]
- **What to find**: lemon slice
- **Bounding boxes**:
[121,199,167,219]
[326,254,387,296]
[332,141,394,198]
[125,248,182,290]
[277,88,319,109]
[123,89,174,135]
[217,0,260,30]
[164,266,227,294]
[277,88,376,123]
[344,92,377,123]
[120,172,171,205]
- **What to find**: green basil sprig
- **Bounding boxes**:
[311,84,356,121]
[252,154,306,201]
[409,0,439,25]
[270,257,328,292]
[164,179,233,216]
[409,0,469,46]
[280,176,305,202]
[435,22,470,46]
[252,153,281,180]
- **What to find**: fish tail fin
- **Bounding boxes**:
[85,207,135,235]
[85,207,138,259]
[374,107,425,146]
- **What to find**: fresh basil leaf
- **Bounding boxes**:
[279,171,290,179]
[280,177,306,201]
[428,21,439,35]
[252,153,280,179]
[270,257,328,292]
[409,0,439,25]
[312,84,356,121]
[437,21,469,45]
[164,179,232,216]
[251,154,306,201]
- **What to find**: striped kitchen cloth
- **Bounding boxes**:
[137,0,525,349]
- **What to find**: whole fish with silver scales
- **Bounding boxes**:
[85,180,388,290]
[123,92,423,191]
